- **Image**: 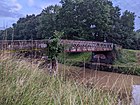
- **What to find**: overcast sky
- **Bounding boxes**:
[0,0,140,30]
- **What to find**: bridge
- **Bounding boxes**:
[0,40,116,64]
[0,40,114,52]
[61,40,113,52]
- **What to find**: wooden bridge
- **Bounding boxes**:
[0,40,114,52]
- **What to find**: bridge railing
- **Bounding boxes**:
[60,40,113,52]
[0,40,47,50]
[0,40,114,52]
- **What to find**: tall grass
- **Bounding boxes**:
[115,49,140,66]
[0,55,131,105]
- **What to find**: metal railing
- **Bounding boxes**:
[0,40,114,52]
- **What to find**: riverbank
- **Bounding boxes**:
[0,55,122,105]
[59,49,140,76]
[1,54,139,104]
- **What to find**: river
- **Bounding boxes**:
[59,64,140,104]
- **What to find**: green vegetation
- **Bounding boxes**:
[59,52,92,65]
[115,49,140,67]
[0,57,128,105]
[60,49,140,67]
[0,0,139,50]
[45,31,63,73]
[112,49,140,75]
[59,49,140,75]
[63,52,91,62]
[47,31,63,60]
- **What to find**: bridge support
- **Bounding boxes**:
[91,51,117,64]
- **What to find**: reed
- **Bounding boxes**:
[0,55,132,105]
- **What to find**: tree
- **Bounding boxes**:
[107,5,121,43]
[47,31,63,75]
[58,0,116,41]
[0,27,13,40]
[1,0,138,50]
[135,29,140,49]
[12,14,40,40]
[39,5,61,39]
[57,0,80,39]
[119,10,135,48]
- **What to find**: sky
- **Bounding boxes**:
[0,0,140,30]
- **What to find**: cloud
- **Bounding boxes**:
[0,0,23,18]
[28,0,34,6]
[10,0,22,12]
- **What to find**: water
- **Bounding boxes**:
[59,64,140,104]
[132,85,140,105]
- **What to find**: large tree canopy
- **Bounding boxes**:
[0,0,139,49]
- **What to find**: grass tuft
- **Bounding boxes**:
[0,55,132,105]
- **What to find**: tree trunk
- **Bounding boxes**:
[54,58,58,76]
[52,58,58,76]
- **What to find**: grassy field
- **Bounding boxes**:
[0,55,132,105]
[115,49,140,67]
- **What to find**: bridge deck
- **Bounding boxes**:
[61,40,113,52]
[0,40,113,52]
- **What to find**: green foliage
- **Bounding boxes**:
[119,11,136,49]
[12,14,40,40]
[59,52,92,65]
[66,52,91,61]
[0,57,121,105]
[47,31,63,60]
[134,29,140,50]
[39,5,61,39]
[58,49,140,75]
[111,65,140,76]
[115,49,140,67]
[0,27,13,40]
[0,0,139,50]
[58,0,114,40]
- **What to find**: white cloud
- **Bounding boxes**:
[0,0,23,18]
[28,0,34,6]
[10,0,22,12]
